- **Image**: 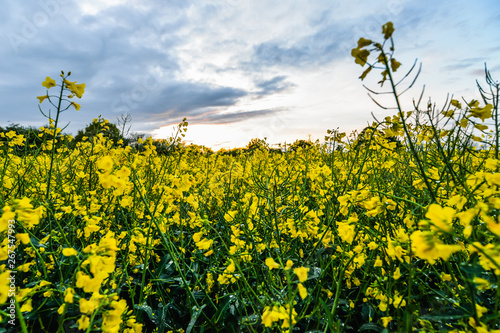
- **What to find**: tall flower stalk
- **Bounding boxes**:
[37,71,85,202]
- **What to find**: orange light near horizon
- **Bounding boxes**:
[152,123,254,151]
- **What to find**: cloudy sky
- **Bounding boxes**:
[2,0,500,149]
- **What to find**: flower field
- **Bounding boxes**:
[1,22,500,332]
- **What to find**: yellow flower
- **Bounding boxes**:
[451,99,462,109]
[96,156,114,171]
[441,273,452,281]
[425,204,455,233]
[297,283,307,299]
[351,47,370,67]
[64,288,75,303]
[262,306,281,328]
[102,299,127,333]
[79,294,102,314]
[76,271,107,294]
[382,21,395,39]
[473,277,490,291]
[71,102,81,111]
[78,315,90,330]
[476,304,488,318]
[470,103,493,121]
[442,109,454,117]
[57,303,66,314]
[285,260,294,270]
[20,299,33,312]
[393,267,401,280]
[265,257,280,270]
[475,124,488,131]
[356,37,372,49]
[42,76,56,89]
[63,79,76,92]
[17,262,34,272]
[195,238,213,250]
[37,95,48,103]
[380,316,393,328]
[193,231,203,243]
[62,248,78,257]
[280,304,298,329]
[485,216,500,237]
[74,83,86,98]
[410,230,461,264]
[0,272,10,304]
[293,267,309,283]
[226,260,236,274]
[337,221,356,244]
[16,233,31,244]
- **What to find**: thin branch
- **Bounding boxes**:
[363,84,393,95]
[367,92,398,110]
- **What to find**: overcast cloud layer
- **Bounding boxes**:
[1,0,500,149]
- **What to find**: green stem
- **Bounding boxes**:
[380,52,437,203]
[45,79,65,203]
[15,299,28,333]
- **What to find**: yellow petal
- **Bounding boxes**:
[42,76,56,89]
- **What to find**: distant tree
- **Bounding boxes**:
[73,118,123,145]
[217,147,244,156]
[245,138,269,153]
[116,113,133,139]
[152,138,179,155]
[128,132,146,146]
[184,143,214,155]
[289,139,314,152]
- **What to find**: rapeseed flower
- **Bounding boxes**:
[293,267,309,282]
[96,156,114,172]
[425,204,455,233]
[102,299,127,333]
[62,248,78,256]
[0,271,10,304]
[410,230,461,264]
[37,95,48,103]
[265,257,280,270]
[380,316,392,328]
[42,76,56,89]
[469,103,493,121]
[262,305,284,328]
[77,316,90,330]
[337,221,356,244]
[64,288,75,303]
[297,283,307,299]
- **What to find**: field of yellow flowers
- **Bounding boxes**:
[1,22,500,332]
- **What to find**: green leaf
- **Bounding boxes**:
[134,304,158,324]
[359,323,384,332]
[186,304,207,333]
[420,313,470,321]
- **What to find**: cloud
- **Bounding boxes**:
[249,22,351,69]
[131,81,249,126]
[190,108,285,125]
[255,75,295,96]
